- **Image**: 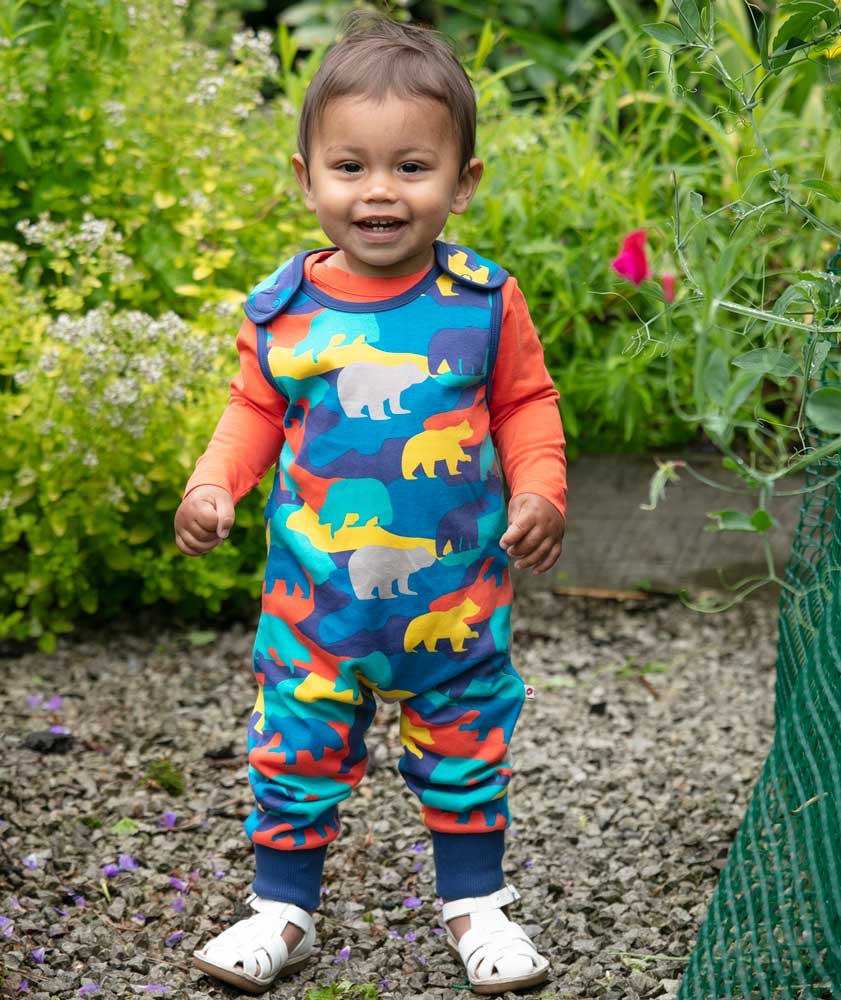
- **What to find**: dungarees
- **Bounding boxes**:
[242,241,526,860]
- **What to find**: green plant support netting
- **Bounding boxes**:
[676,250,841,999]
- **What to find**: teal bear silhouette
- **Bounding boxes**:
[256,614,312,668]
[318,478,394,537]
[294,310,380,363]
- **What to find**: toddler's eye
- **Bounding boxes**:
[337,163,362,174]
[399,162,425,174]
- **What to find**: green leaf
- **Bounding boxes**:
[473,20,495,72]
[801,178,841,202]
[676,0,702,38]
[806,386,841,434]
[732,348,801,377]
[188,629,217,646]
[640,460,684,511]
[641,22,688,46]
[111,817,140,836]
[689,190,704,217]
[725,369,762,417]
[702,347,730,406]
[804,339,832,378]
[750,510,774,533]
[757,14,770,70]
[706,510,759,532]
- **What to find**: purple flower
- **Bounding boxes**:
[118,854,140,870]
[523,859,535,869]
[389,929,401,939]
[159,812,177,829]
[0,915,11,927]
[165,931,183,947]
[139,988,170,993]
[429,927,445,936]
[402,896,422,909]
[3,924,13,938]
[378,982,391,992]
[134,913,146,923]
[31,948,45,964]
[16,980,28,992]
[78,988,102,995]
[102,864,120,878]
[26,694,43,707]
[213,870,225,880]
[333,945,350,963]
[73,895,86,908]
[417,955,428,965]
[48,725,70,735]
[405,931,417,942]
[45,695,64,711]
[172,895,185,913]
[10,897,22,910]
[168,876,187,892]
[23,854,38,870]
[411,861,423,873]
[408,842,425,853]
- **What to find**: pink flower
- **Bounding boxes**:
[662,272,676,303]
[611,230,650,286]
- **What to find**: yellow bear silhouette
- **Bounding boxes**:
[404,598,480,653]
[401,420,473,480]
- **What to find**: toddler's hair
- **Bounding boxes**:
[297,11,476,171]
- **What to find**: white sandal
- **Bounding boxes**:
[192,893,316,994]
[442,884,550,995]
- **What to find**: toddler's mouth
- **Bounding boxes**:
[356,218,406,232]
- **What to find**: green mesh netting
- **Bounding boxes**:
[676,252,841,999]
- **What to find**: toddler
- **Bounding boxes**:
[174,12,566,995]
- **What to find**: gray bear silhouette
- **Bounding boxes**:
[337,361,426,420]
[348,545,436,600]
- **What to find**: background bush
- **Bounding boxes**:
[2,0,839,646]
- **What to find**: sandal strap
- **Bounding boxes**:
[441,883,520,922]
[247,893,312,931]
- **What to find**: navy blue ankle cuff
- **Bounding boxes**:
[252,843,326,910]
[432,830,505,899]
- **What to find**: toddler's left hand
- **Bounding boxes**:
[500,492,565,574]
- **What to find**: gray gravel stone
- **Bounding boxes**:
[0,590,779,997]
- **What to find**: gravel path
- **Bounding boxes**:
[1,588,779,999]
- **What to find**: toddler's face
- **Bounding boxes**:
[292,94,483,278]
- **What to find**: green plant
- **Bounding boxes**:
[304,981,382,1000]
[622,0,841,608]
[144,759,186,796]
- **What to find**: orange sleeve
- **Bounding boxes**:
[183,319,287,504]
[489,277,567,518]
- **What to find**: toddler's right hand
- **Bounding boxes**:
[174,485,235,556]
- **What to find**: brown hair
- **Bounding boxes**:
[297,11,477,171]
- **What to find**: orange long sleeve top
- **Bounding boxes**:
[185,250,567,516]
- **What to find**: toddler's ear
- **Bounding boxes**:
[292,154,315,210]
[451,158,484,215]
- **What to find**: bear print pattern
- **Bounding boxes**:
[244,243,524,851]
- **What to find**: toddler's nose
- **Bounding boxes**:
[362,169,398,203]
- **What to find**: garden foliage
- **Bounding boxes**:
[1,0,839,645]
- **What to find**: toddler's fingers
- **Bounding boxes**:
[500,515,533,550]
[193,499,222,534]
[215,492,236,540]
[531,543,562,575]
[513,535,554,570]
[176,529,216,556]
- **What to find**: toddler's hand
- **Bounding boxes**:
[174,485,235,557]
[500,492,565,575]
